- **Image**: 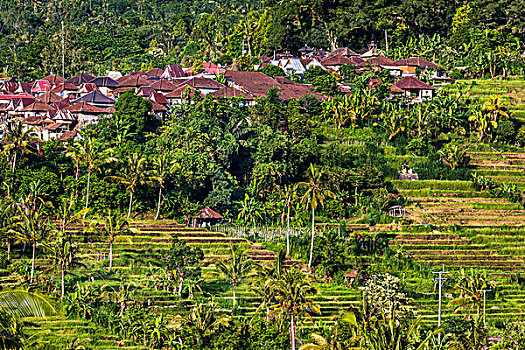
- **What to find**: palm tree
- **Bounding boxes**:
[0,290,56,317]
[280,185,296,256]
[249,249,286,320]
[237,193,263,238]
[66,133,113,218]
[172,302,231,345]
[1,122,37,173]
[92,210,134,272]
[0,200,18,261]
[213,244,253,308]
[150,154,179,220]
[49,230,81,299]
[10,202,53,285]
[107,153,149,219]
[295,164,336,268]
[268,266,320,350]
[55,196,88,234]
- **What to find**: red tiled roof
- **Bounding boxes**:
[17,82,32,93]
[362,55,395,66]
[58,131,77,142]
[22,101,57,112]
[51,83,78,93]
[224,71,281,97]
[193,207,223,219]
[393,76,436,90]
[42,74,66,86]
[209,86,254,100]
[328,47,359,57]
[65,73,96,86]
[23,116,44,125]
[224,71,324,101]
[150,79,178,92]
[151,102,167,112]
[149,92,169,104]
[146,68,164,77]
[393,57,443,69]
[321,55,354,66]
[43,122,68,131]
[161,65,186,79]
[64,102,107,114]
[118,75,151,88]
[36,91,66,104]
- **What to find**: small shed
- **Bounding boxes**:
[189,207,224,227]
[388,205,407,217]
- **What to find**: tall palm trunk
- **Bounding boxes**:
[83,166,91,219]
[30,241,36,284]
[290,313,296,350]
[308,207,315,268]
[11,151,17,173]
[286,205,291,256]
[109,241,113,272]
[7,239,10,261]
[61,261,66,298]
[232,281,237,308]
[127,191,133,219]
[155,187,162,220]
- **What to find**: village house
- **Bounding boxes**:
[391,76,436,101]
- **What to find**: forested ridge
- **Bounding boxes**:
[1,0,524,79]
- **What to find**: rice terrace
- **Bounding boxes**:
[1,1,525,349]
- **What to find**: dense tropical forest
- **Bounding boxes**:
[2,0,525,349]
[1,0,525,79]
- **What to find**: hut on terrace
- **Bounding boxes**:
[189,207,224,227]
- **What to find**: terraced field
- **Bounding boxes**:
[389,148,525,327]
[443,78,525,122]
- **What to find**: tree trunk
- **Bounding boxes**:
[11,151,17,173]
[178,276,183,296]
[127,191,133,219]
[286,205,291,256]
[109,242,113,272]
[7,240,10,261]
[232,282,237,308]
[290,313,296,350]
[30,241,36,284]
[155,187,162,220]
[61,261,66,298]
[83,166,91,219]
[308,207,315,268]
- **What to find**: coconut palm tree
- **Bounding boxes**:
[295,164,336,268]
[249,249,286,320]
[1,122,37,173]
[55,196,88,234]
[0,199,18,261]
[10,202,53,285]
[213,244,253,308]
[280,184,296,256]
[150,154,179,220]
[107,153,149,219]
[67,133,113,218]
[92,210,134,272]
[172,302,231,345]
[49,230,81,299]
[268,266,320,350]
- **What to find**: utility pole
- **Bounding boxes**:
[479,289,491,326]
[61,21,65,78]
[433,265,449,344]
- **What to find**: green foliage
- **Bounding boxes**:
[303,67,338,96]
[259,64,286,77]
[113,90,156,141]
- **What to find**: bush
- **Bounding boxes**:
[494,119,516,143]
[258,64,286,77]
[516,125,525,146]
